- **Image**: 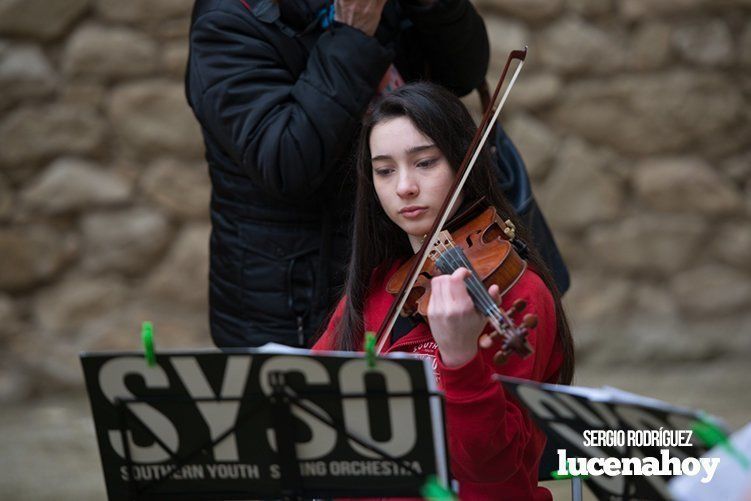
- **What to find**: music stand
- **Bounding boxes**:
[496,375,723,500]
[81,348,452,500]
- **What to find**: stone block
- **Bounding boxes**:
[21,158,131,214]
[484,16,530,70]
[538,16,627,75]
[95,0,192,23]
[672,19,734,67]
[0,0,90,40]
[161,41,188,79]
[549,72,745,155]
[0,104,105,165]
[712,223,751,270]
[506,73,562,111]
[59,82,106,108]
[538,137,623,230]
[81,207,170,275]
[0,44,57,110]
[740,20,751,67]
[563,271,634,326]
[566,0,614,17]
[32,276,129,332]
[504,113,559,180]
[145,223,210,308]
[628,22,671,71]
[634,157,743,215]
[140,158,210,219]
[107,80,203,158]
[0,174,11,220]
[62,24,158,80]
[585,215,708,274]
[720,150,751,185]
[671,264,751,316]
[620,0,707,20]
[0,226,78,291]
[475,0,564,21]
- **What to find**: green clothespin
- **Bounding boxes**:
[364,331,376,369]
[692,415,750,470]
[142,321,156,367]
[550,470,589,480]
[421,475,456,500]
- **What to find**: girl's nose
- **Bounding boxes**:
[396,171,418,198]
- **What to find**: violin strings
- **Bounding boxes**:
[448,252,514,346]
[452,250,514,336]
[433,239,489,306]
[433,239,497,315]
[433,238,499,315]
[433,239,504,322]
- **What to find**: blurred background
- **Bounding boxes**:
[0,0,749,498]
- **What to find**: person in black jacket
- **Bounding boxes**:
[185,0,492,348]
[186,0,570,350]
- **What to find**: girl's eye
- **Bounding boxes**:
[373,167,394,176]
[416,158,438,168]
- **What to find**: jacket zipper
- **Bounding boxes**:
[296,315,305,346]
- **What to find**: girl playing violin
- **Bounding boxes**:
[313,82,574,499]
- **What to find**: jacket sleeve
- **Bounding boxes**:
[189,10,393,199]
[436,271,561,483]
[400,0,489,96]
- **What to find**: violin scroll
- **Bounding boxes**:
[480,303,536,366]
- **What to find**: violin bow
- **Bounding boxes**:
[374,47,528,354]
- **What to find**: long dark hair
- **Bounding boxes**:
[333,82,574,384]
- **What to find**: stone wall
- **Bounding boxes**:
[0,0,749,401]
[473,0,751,367]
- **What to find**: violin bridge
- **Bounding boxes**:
[427,230,455,262]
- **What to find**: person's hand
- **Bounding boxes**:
[427,267,501,368]
[335,0,389,37]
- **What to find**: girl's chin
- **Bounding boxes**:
[403,226,431,240]
[392,217,433,241]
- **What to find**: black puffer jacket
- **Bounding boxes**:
[186,0,490,347]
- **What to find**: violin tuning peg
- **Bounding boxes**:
[479,333,494,349]
[522,340,534,357]
[503,219,516,241]
[522,314,538,329]
[511,299,527,314]
[493,350,508,365]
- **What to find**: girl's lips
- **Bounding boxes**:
[400,207,428,219]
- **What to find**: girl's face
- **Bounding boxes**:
[369,116,462,252]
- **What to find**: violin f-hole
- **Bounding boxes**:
[465,230,481,248]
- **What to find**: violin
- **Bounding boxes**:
[374,47,535,364]
[386,201,536,364]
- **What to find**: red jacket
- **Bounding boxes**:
[313,261,563,500]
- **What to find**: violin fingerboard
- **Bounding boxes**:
[435,247,496,316]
